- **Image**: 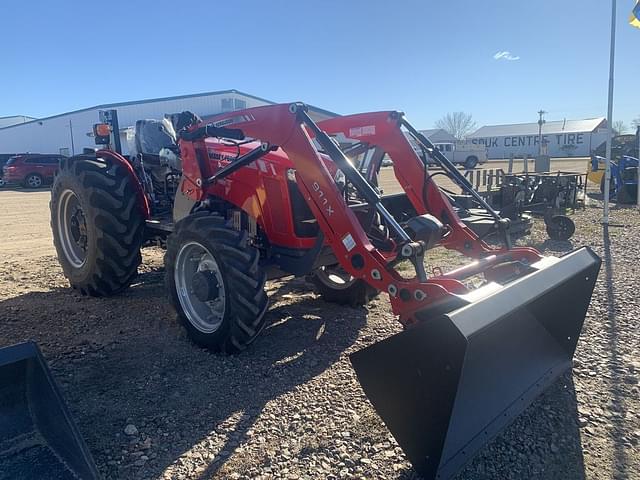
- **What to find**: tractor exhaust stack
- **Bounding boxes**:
[351,247,600,479]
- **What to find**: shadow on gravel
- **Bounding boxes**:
[0,272,366,479]
[439,372,587,480]
[529,238,574,254]
[602,225,631,479]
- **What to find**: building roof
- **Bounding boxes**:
[469,117,607,138]
[419,129,440,137]
[0,89,339,131]
[419,128,458,142]
[0,115,37,128]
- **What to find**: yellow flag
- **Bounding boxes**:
[631,0,640,28]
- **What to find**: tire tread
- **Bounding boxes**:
[165,211,268,353]
[50,156,144,296]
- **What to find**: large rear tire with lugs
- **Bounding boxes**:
[165,212,269,353]
[50,155,145,296]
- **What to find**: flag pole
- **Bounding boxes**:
[637,125,640,208]
[603,0,617,224]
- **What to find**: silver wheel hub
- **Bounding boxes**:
[57,189,88,268]
[175,241,226,334]
[28,175,42,187]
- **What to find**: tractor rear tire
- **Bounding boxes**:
[310,266,378,306]
[165,212,269,353]
[50,155,145,296]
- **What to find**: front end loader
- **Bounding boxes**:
[49,103,600,479]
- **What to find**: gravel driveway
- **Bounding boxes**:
[0,190,638,480]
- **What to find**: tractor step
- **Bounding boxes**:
[146,217,174,233]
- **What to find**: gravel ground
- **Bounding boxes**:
[0,188,638,480]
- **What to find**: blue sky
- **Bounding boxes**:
[1,0,638,130]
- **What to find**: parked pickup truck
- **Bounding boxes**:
[433,142,487,169]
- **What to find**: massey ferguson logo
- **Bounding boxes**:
[348,125,376,138]
[208,151,236,162]
[312,182,334,216]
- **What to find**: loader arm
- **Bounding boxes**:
[317,111,519,258]
[179,103,601,480]
[179,103,541,324]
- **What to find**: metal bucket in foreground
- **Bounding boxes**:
[0,342,99,480]
[350,247,601,479]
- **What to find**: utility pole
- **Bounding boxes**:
[68,119,75,156]
[637,125,639,209]
[537,110,546,157]
[603,0,616,224]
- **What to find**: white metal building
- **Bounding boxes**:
[0,90,337,156]
[419,129,458,143]
[0,115,36,129]
[467,117,608,159]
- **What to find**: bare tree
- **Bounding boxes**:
[435,112,477,140]
[612,120,627,136]
[632,116,640,129]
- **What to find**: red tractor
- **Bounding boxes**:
[50,103,600,479]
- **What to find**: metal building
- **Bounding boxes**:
[467,117,608,159]
[419,129,458,143]
[0,90,336,156]
[0,115,36,129]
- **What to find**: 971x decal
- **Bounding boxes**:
[312,182,334,216]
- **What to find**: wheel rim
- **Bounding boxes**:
[314,266,358,290]
[555,219,570,238]
[57,189,88,268]
[174,241,226,334]
[549,217,572,240]
[27,175,42,187]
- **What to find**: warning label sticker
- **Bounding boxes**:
[348,125,376,138]
[342,233,356,252]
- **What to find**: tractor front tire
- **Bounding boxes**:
[50,155,145,296]
[165,212,269,353]
[310,266,378,306]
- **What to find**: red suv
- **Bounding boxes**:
[2,154,65,188]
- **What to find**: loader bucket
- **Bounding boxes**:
[0,342,99,480]
[351,247,600,480]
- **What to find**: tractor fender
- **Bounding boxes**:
[96,149,151,219]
